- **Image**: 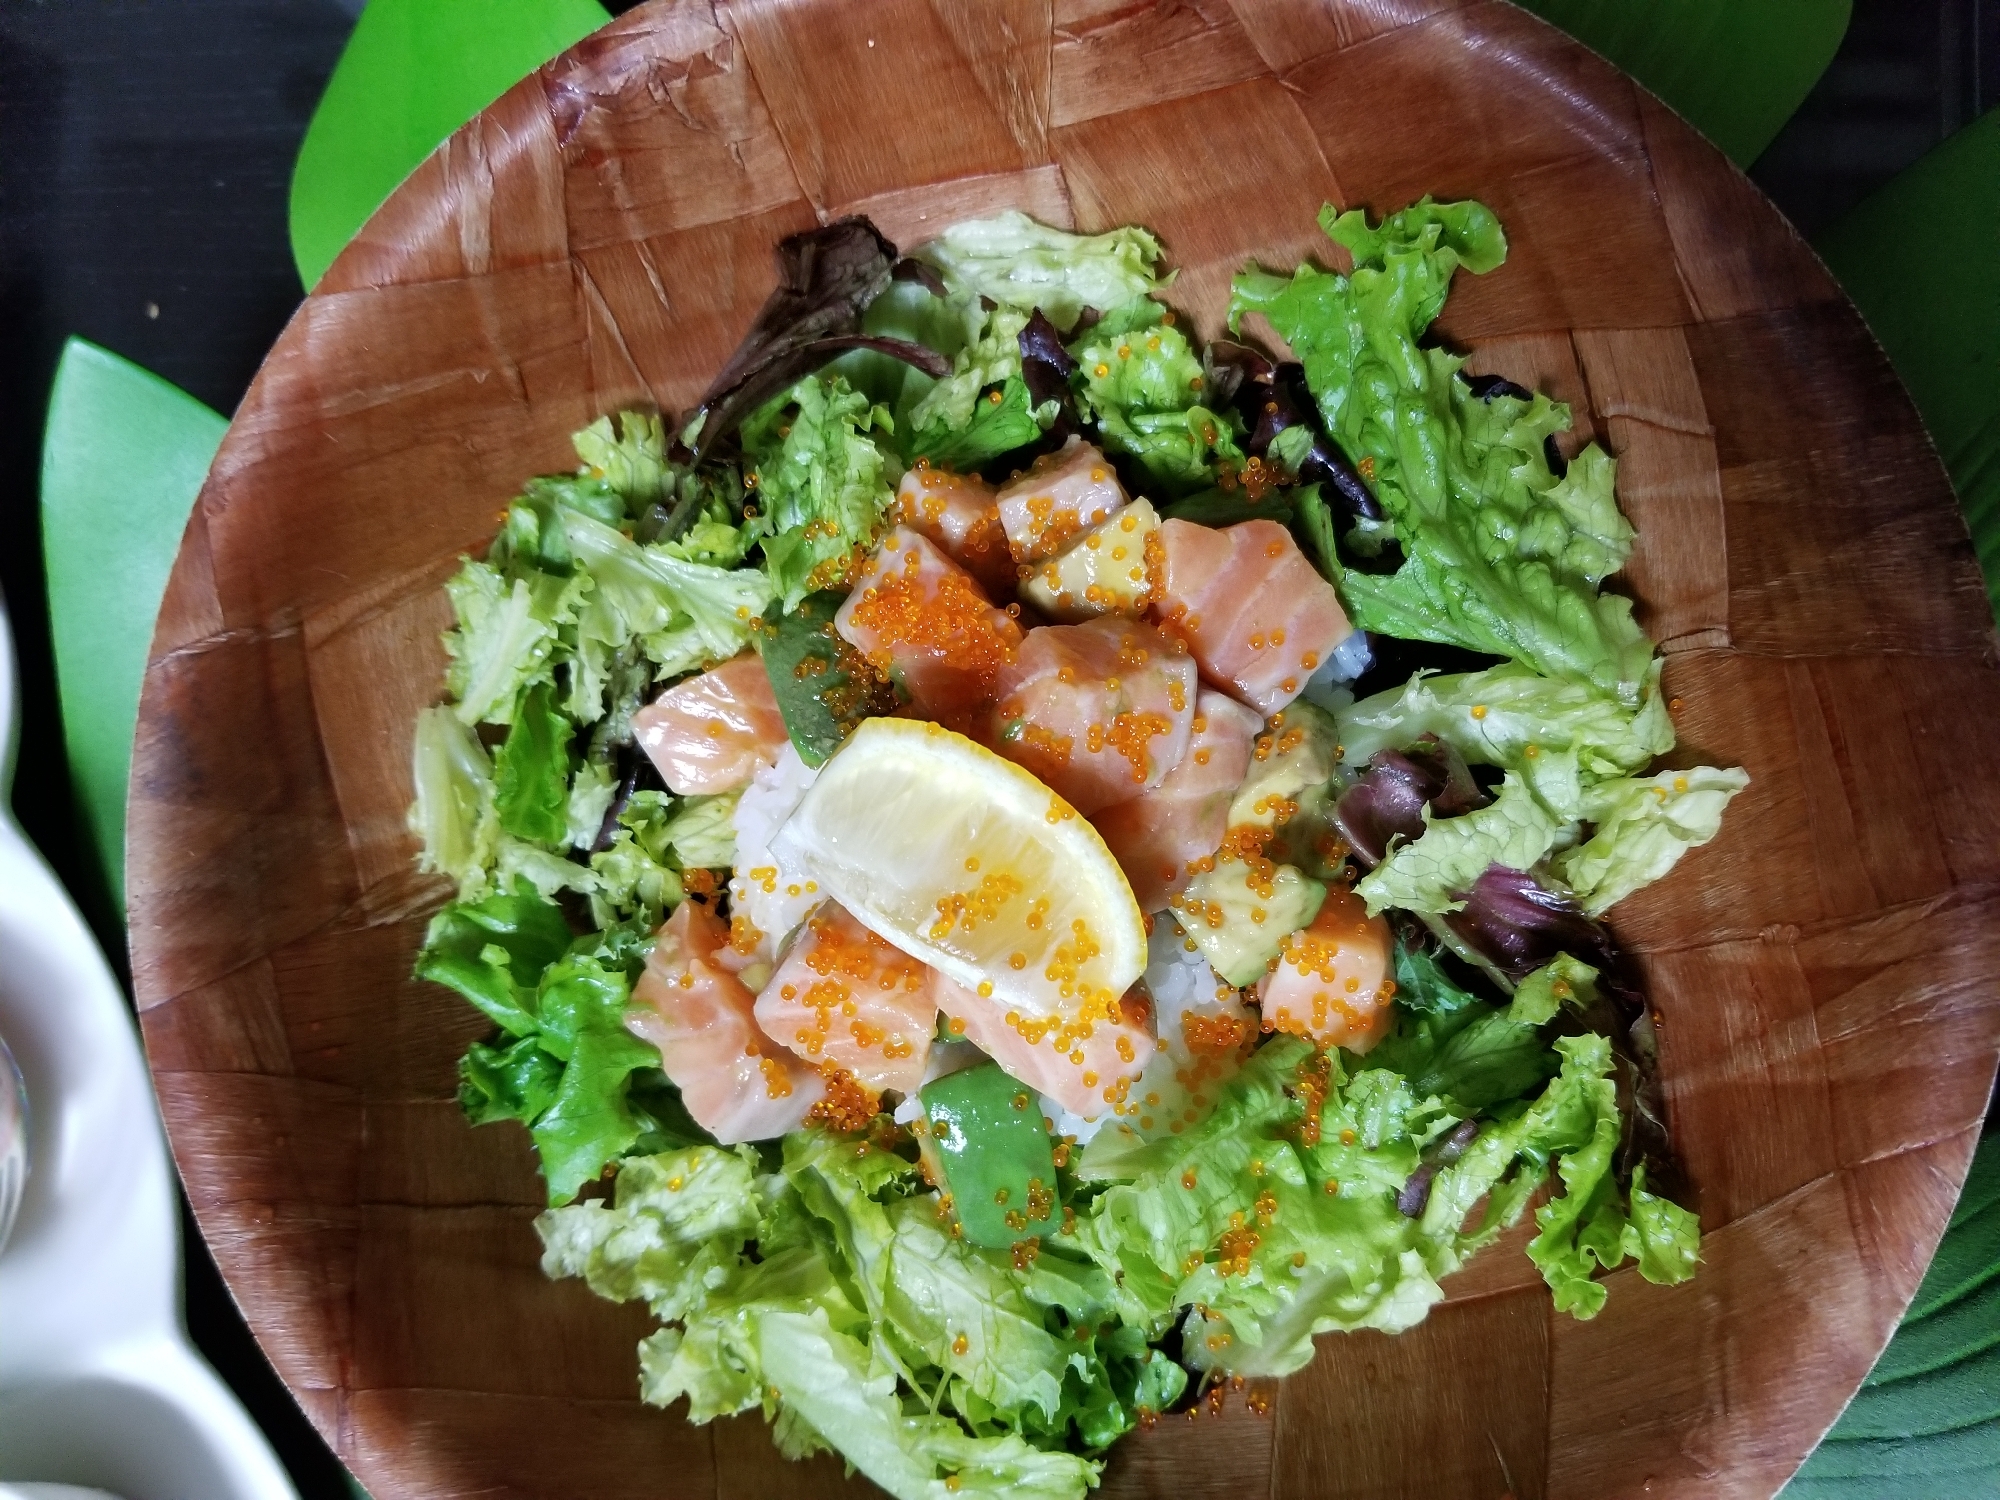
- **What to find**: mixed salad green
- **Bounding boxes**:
[409,200,1743,1497]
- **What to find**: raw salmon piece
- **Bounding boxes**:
[1151,519,1353,716]
[989,616,1196,816]
[1091,689,1262,911]
[627,900,824,1143]
[1021,497,1163,621]
[995,437,1128,563]
[895,464,1015,598]
[754,902,937,1095]
[835,528,1023,730]
[933,974,1155,1120]
[1255,886,1393,1054]
[633,652,789,795]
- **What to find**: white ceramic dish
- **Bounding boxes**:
[0,603,296,1500]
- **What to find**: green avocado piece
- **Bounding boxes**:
[1226,701,1343,825]
[920,1062,1060,1250]
[1226,700,1349,879]
[1177,860,1327,987]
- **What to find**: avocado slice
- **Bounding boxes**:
[919,1061,1060,1250]
[1176,859,1327,987]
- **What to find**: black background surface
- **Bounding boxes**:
[0,2,1994,1493]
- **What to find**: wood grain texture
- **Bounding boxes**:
[125,1,2000,1496]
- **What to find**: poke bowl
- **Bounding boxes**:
[127,1,2000,1497]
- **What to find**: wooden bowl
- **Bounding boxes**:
[128,1,2000,1495]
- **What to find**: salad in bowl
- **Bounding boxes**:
[407,199,1745,1498]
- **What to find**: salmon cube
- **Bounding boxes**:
[1021,497,1163,621]
[1255,886,1394,1053]
[632,652,789,795]
[753,902,936,1095]
[1091,689,1262,911]
[1151,519,1354,716]
[835,528,1024,731]
[627,900,824,1143]
[995,437,1128,563]
[989,617,1197,816]
[894,463,1015,597]
[934,975,1155,1120]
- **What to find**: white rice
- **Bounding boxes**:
[727,743,822,965]
[1300,629,1374,714]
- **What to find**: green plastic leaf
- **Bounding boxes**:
[1514,0,1851,166]
[1906,1194,2000,1323]
[1789,1135,2000,1490]
[1823,1340,2000,1442]
[1868,1275,2000,1386]
[1790,1418,2000,1485]
[40,338,228,912]
[1817,108,2000,628]
[289,0,611,288]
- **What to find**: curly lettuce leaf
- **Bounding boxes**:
[1506,952,1601,1027]
[916,210,1164,333]
[1069,301,1246,494]
[493,681,574,844]
[460,1033,563,1126]
[416,883,667,1204]
[754,1310,1101,1500]
[1337,661,1674,790]
[442,558,578,727]
[414,879,572,1037]
[908,304,1032,435]
[543,1135,1115,1500]
[1231,199,1651,702]
[409,706,499,894]
[1354,772,1569,917]
[560,507,773,702]
[1372,1003,1561,1116]
[1076,1039,1456,1376]
[585,789,739,929]
[573,409,671,508]
[538,1145,767,1316]
[1553,765,1751,915]
[908,375,1048,471]
[742,375,900,611]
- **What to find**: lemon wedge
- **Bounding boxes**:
[770,717,1147,1023]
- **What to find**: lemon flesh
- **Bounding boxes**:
[770,717,1147,1023]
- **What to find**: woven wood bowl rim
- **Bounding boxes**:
[128,2,2000,1497]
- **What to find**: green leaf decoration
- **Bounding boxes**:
[289,0,610,289]
[1787,1135,2000,1491]
[1783,114,2000,1481]
[1515,0,1851,166]
[1818,107,2000,628]
[1869,1275,2000,1387]
[39,338,227,911]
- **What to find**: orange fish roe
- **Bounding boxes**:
[759,1055,795,1100]
[1216,1219,1261,1277]
[805,1062,880,1131]
[1291,1050,1335,1147]
[729,911,765,956]
[930,869,1026,941]
[1104,709,1174,784]
[754,904,935,1094]
[845,546,1019,689]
